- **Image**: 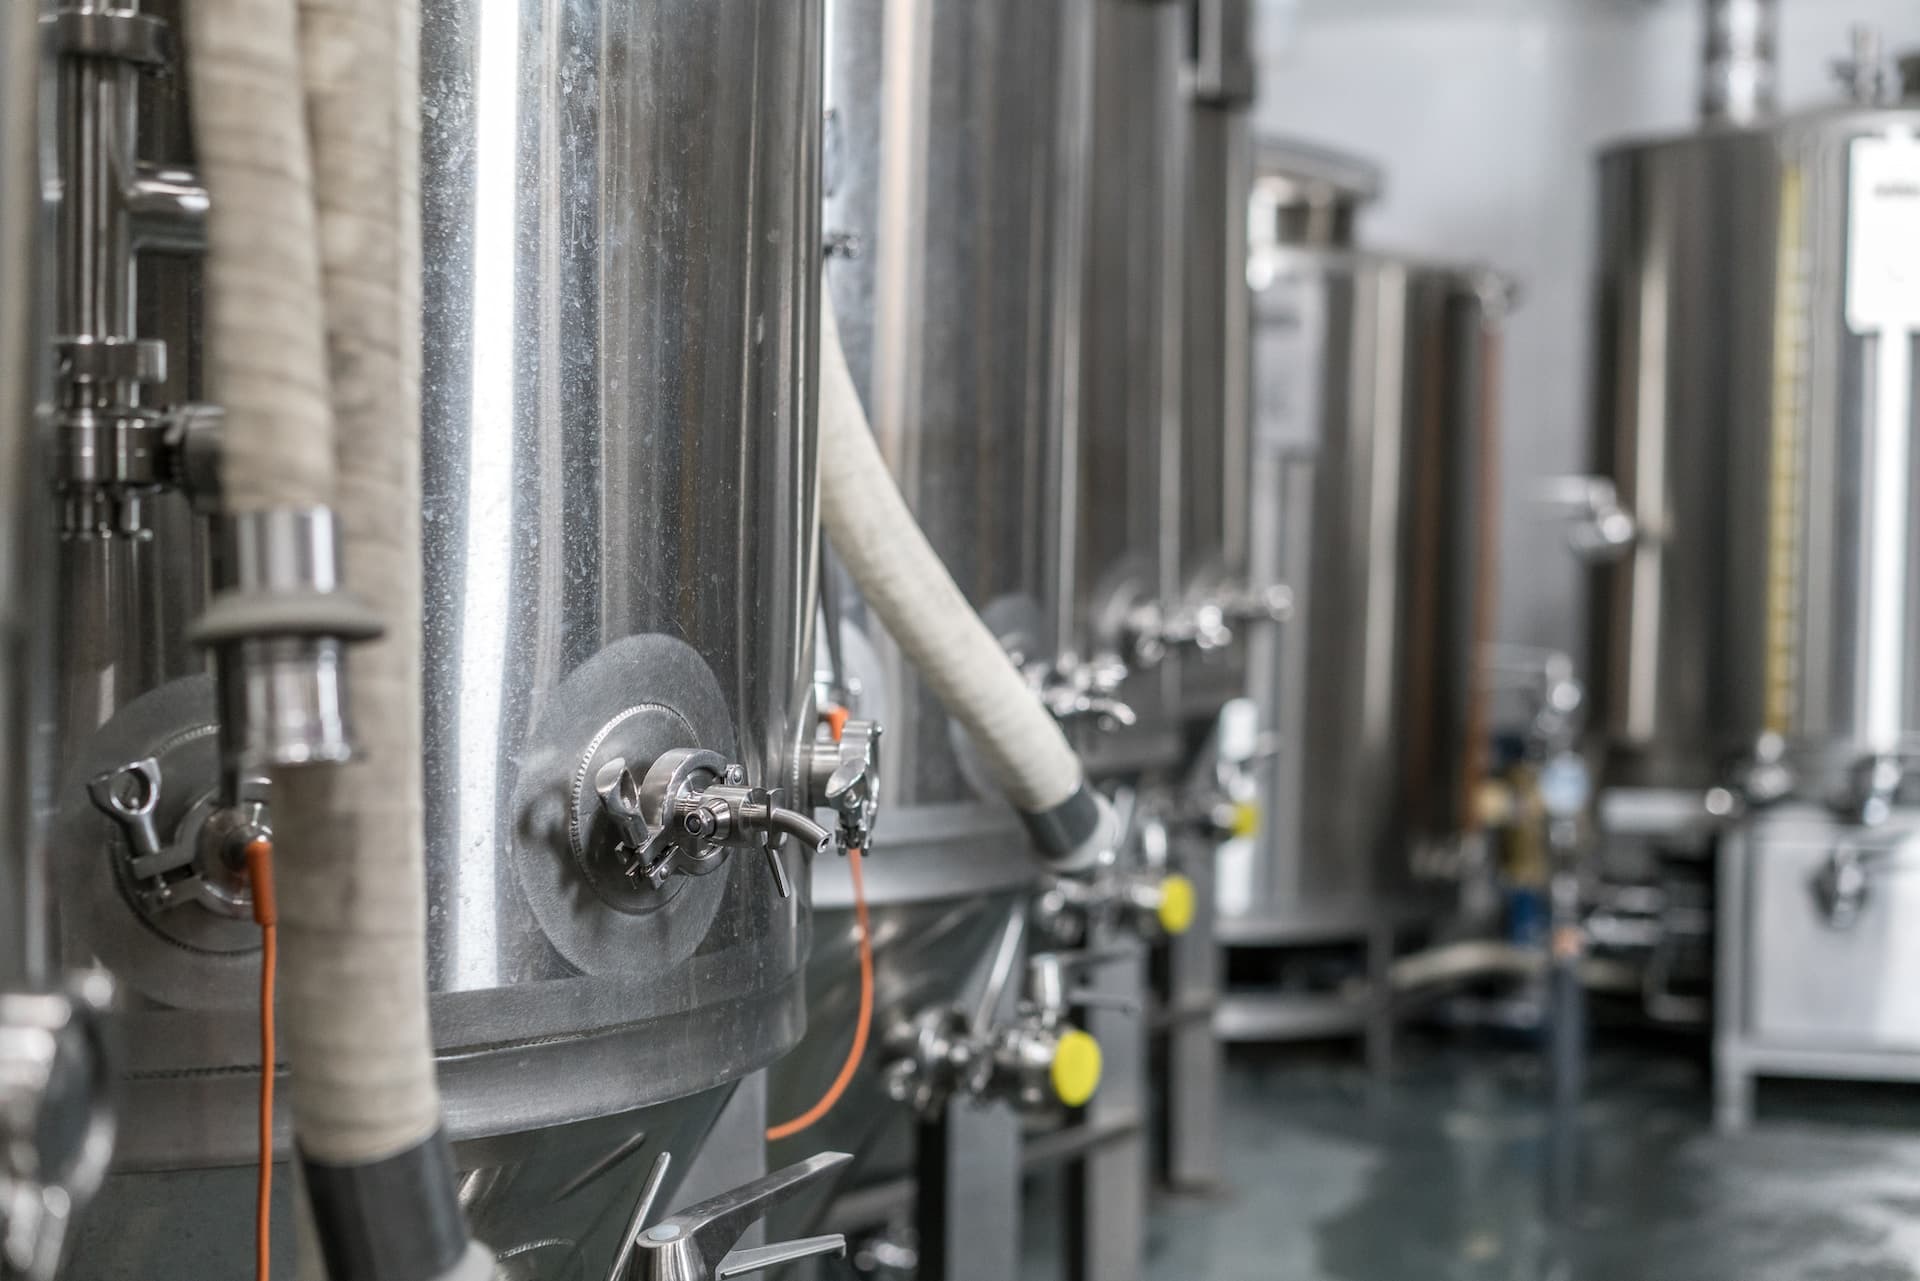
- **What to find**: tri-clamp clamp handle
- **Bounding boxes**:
[621,1151,854,1281]
[805,717,882,850]
[598,748,830,899]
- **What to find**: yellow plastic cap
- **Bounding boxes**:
[1229,801,1261,841]
[1157,873,1196,936]
[1050,1028,1103,1108]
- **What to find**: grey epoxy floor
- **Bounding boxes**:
[1029,1041,1920,1280]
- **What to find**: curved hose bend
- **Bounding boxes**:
[817,299,1114,869]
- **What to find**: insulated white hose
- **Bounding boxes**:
[270,0,439,1168]
[188,0,333,510]
[820,298,1110,863]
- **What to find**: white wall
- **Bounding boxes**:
[1251,0,1920,667]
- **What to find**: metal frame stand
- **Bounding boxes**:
[1157,835,1221,1190]
[1714,810,1920,1132]
[1215,906,1396,1079]
[1065,936,1148,1281]
[915,1098,1021,1281]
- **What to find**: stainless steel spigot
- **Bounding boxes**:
[1123,601,1231,668]
[1034,866,1197,948]
[884,912,1105,1117]
[1028,654,1136,732]
[0,972,116,1281]
[609,1151,853,1281]
[597,747,831,899]
[1536,476,1637,563]
[806,718,882,850]
[1218,582,1293,628]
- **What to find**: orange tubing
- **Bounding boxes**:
[245,837,277,1281]
[765,845,872,1141]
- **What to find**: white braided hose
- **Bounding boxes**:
[819,297,1110,865]
[268,0,440,1167]
[187,0,333,511]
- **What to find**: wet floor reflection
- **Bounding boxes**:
[1026,1040,1920,1280]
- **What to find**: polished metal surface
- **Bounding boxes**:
[1068,0,1185,777]
[776,0,1086,1220]
[50,1,827,1276]
[766,890,1023,1201]
[1246,137,1381,253]
[1228,240,1502,925]
[0,0,49,992]
[821,0,1080,830]
[69,1092,731,1281]
[1700,0,1777,126]
[1587,105,1920,804]
[1175,0,1258,723]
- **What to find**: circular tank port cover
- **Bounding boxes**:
[510,633,737,977]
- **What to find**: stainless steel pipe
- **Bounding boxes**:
[0,0,48,995]
[1701,0,1777,125]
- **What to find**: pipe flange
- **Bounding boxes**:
[511,634,736,978]
[54,676,264,1012]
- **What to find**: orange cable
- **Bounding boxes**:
[765,845,871,1141]
[245,837,278,1281]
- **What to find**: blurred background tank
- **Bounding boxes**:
[1582,5,1920,1127]
[1065,0,1188,779]
[57,2,825,1275]
[765,0,1085,1231]
[1218,138,1504,1043]
[1587,32,1920,817]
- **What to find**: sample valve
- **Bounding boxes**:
[597,748,832,899]
[1023,653,1137,733]
[607,1150,854,1281]
[1033,867,1197,951]
[884,915,1108,1118]
[805,716,882,851]
[1121,583,1290,669]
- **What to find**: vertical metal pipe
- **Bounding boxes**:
[1700,0,1777,126]
[1,0,51,992]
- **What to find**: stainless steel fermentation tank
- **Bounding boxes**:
[1588,96,1920,814]
[1069,0,1188,777]
[56,2,825,1276]
[1583,20,1920,1126]
[765,0,1083,1223]
[1222,141,1501,938]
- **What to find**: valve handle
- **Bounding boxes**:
[622,1152,854,1281]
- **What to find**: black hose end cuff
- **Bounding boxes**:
[1018,782,1115,872]
[301,1128,470,1281]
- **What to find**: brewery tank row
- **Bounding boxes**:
[12,0,1920,1278]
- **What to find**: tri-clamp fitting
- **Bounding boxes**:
[86,754,270,921]
[884,916,1109,1118]
[1025,654,1137,733]
[804,716,882,850]
[597,747,832,899]
[1123,584,1292,669]
[607,1150,854,1281]
[48,1,215,537]
[1033,868,1197,950]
